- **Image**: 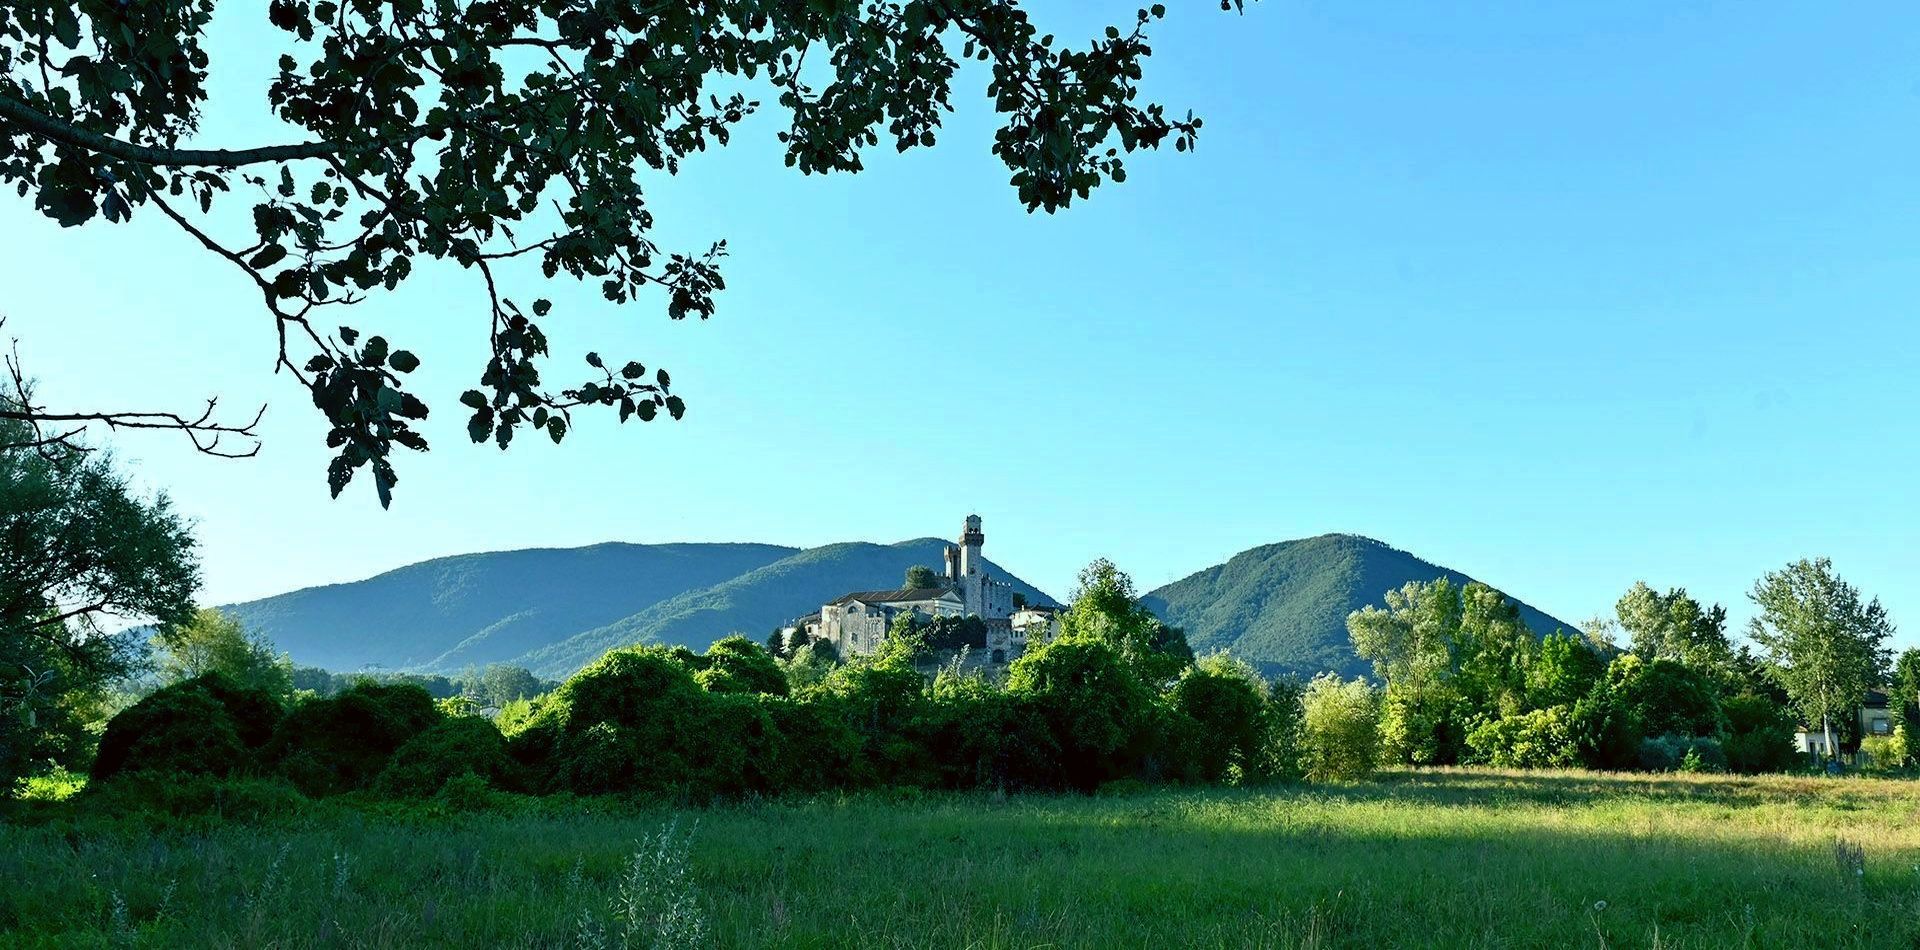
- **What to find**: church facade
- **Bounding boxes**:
[794,515,1043,664]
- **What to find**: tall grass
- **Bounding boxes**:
[3,768,1917,947]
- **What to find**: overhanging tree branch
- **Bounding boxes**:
[0,92,351,167]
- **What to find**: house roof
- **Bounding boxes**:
[1865,689,1889,708]
[828,587,961,607]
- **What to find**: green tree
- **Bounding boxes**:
[1747,558,1893,763]
[1348,578,1536,765]
[1166,653,1269,784]
[1525,631,1605,710]
[0,413,197,793]
[155,608,293,700]
[904,566,941,590]
[463,664,545,708]
[1348,578,1461,765]
[1615,582,1734,674]
[1005,636,1154,791]
[1893,649,1920,768]
[1057,559,1192,683]
[0,2,1247,502]
[1298,673,1377,781]
[697,635,789,697]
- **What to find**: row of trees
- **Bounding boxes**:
[88,561,1313,799]
[2,406,1908,798]
[1337,564,1896,775]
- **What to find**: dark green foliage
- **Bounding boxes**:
[264,682,441,796]
[1609,656,1723,739]
[904,566,941,589]
[919,680,1061,791]
[1006,638,1156,792]
[74,772,311,825]
[1720,693,1800,775]
[756,696,863,793]
[374,717,519,797]
[1145,535,1576,677]
[820,655,939,787]
[1,413,198,793]
[923,615,990,653]
[92,674,280,782]
[1165,659,1269,784]
[696,636,789,697]
[530,646,768,797]
[1526,632,1606,709]
[1569,684,1640,770]
[3,3,1229,503]
[1636,735,1727,773]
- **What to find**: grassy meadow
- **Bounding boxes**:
[3,768,1914,948]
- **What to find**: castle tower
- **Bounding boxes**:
[958,514,985,615]
[943,544,960,581]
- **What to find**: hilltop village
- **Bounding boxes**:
[781,515,1059,665]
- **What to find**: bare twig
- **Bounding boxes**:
[0,317,265,458]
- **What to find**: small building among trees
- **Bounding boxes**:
[785,515,1044,665]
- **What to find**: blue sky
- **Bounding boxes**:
[2,1,1915,645]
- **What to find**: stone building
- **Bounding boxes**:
[795,515,1029,664]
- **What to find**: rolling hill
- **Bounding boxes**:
[1141,534,1579,678]
[227,530,1568,682]
[223,542,798,672]
[513,538,1059,679]
[224,538,1057,677]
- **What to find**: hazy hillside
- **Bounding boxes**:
[1142,534,1578,678]
[224,542,797,672]
[514,538,1060,678]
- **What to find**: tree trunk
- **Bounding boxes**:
[1822,714,1835,767]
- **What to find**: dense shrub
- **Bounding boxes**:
[1299,674,1378,781]
[78,772,310,823]
[1721,693,1800,775]
[756,695,863,792]
[92,674,282,782]
[264,682,442,795]
[1006,637,1155,791]
[1569,685,1640,770]
[1610,656,1723,739]
[374,716,520,797]
[696,635,789,696]
[1255,678,1306,783]
[1377,691,1465,767]
[1636,734,1727,773]
[532,646,780,797]
[1166,655,1269,784]
[1465,706,1579,768]
[917,670,1061,790]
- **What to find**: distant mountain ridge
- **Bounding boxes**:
[1142,533,1579,678]
[227,531,1572,681]
[514,538,1058,678]
[224,537,1057,677]
[224,542,798,672]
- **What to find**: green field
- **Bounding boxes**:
[3,768,1914,948]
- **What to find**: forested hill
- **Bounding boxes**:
[225,538,1057,677]
[514,539,1060,679]
[1142,534,1578,678]
[223,542,797,673]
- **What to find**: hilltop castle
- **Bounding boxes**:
[786,515,1057,665]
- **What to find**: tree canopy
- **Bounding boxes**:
[0,410,198,790]
[1,1,1247,504]
[1747,557,1893,760]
